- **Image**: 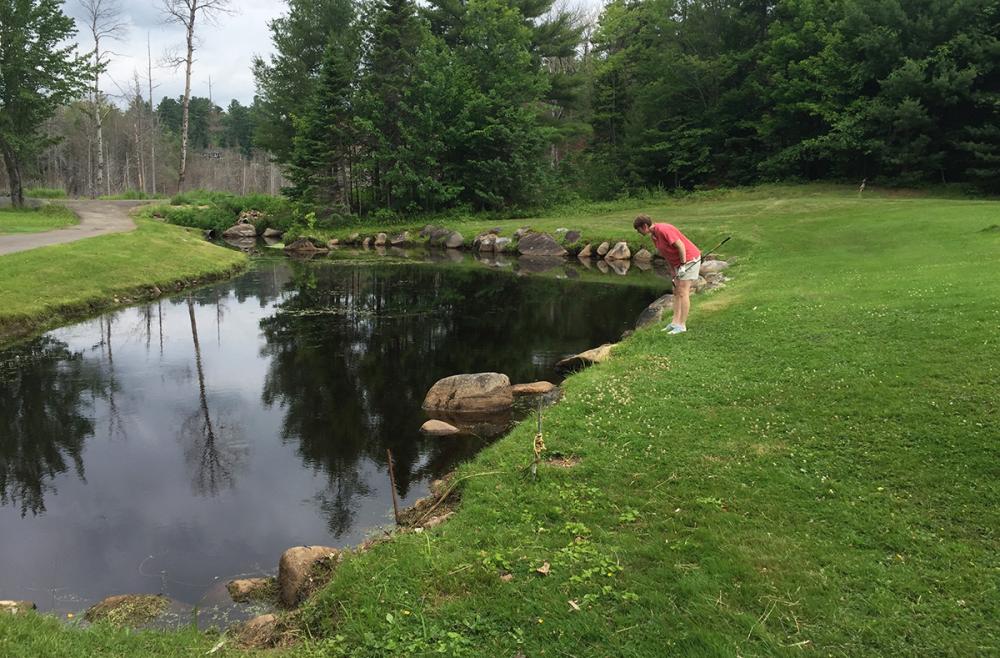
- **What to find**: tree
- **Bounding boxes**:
[161,0,233,192]
[79,0,126,198]
[0,0,90,207]
[251,0,358,165]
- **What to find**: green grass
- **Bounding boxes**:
[24,187,68,199]
[0,217,247,345]
[1,185,997,655]
[99,190,168,200]
[0,205,78,234]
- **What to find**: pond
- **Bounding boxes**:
[0,254,664,618]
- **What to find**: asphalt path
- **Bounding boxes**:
[0,199,149,256]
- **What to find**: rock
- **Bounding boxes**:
[700,259,729,274]
[704,272,728,284]
[577,243,593,260]
[604,241,631,261]
[422,373,513,414]
[374,232,388,247]
[444,231,464,249]
[284,238,326,253]
[227,578,273,603]
[513,227,530,240]
[84,594,169,627]
[278,546,339,608]
[556,344,615,372]
[0,600,35,615]
[511,381,556,396]
[692,276,709,293]
[607,259,631,276]
[362,237,372,248]
[263,228,283,239]
[203,229,216,240]
[223,223,257,239]
[390,231,411,247]
[347,232,360,244]
[517,232,567,257]
[633,248,653,263]
[489,227,502,235]
[327,239,340,249]
[478,233,497,252]
[420,419,461,436]
[419,225,436,238]
[635,294,674,329]
[596,241,610,256]
[494,237,512,252]
[555,227,568,233]
[423,512,454,529]
[564,230,581,243]
[244,613,277,634]
[238,613,279,646]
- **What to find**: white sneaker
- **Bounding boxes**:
[667,325,686,335]
[661,323,677,332]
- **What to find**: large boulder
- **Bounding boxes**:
[596,241,611,257]
[700,259,730,274]
[390,231,411,247]
[263,228,283,239]
[227,578,273,603]
[564,230,582,244]
[223,223,257,239]
[604,241,631,261]
[633,248,653,263]
[635,294,674,329]
[517,232,567,257]
[556,344,615,372]
[84,594,170,627]
[278,546,339,608]
[513,227,531,240]
[577,243,593,260]
[494,237,512,252]
[444,231,465,249]
[422,373,513,413]
[374,232,388,247]
[420,419,461,436]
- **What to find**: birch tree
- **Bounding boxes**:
[161,0,233,193]
[79,0,125,198]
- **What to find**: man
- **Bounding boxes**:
[633,214,701,334]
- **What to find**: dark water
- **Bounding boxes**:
[0,257,661,615]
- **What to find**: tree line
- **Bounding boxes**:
[3,0,998,210]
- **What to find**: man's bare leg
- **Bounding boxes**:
[673,279,692,328]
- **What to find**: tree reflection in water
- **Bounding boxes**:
[0,337,104,517]
[179,296,247,496]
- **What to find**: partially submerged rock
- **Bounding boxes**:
[84,594,170,627]
[422,373,513,413]
[222,223,257,239]
[420,419,461,436]
[0,600,35,615]
[556,343,615,372]
[444,231,464,249]
[577,243,593,259]
[635,294,674,329]
[283,238,327,253]
[227,578,275,603]
[604,241,631,261]
[633,248,653,263]
[390,231,411,247]
[517,232,568,257]
[278,546,340,608]
[374,232,388,247]
[263,228,283,239]
[511,381,556,396]
[596,241,610,257]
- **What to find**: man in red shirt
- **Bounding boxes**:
[633,214,701,334]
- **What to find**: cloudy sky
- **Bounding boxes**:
[63,0,283,108]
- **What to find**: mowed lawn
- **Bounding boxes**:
[1,188,997,657]
[0,218,247,343]
[0,205,78,233]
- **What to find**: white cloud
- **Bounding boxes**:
[64,0,285,108]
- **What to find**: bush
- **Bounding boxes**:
[160,191,297,234]
[100,190,167,200]
[24,187,67,199]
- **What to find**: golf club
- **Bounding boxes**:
[677,236,731,277]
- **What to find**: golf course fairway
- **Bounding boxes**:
[2,186,997,657]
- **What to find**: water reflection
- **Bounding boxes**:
[0,259,659,609]
[0,337,103,516]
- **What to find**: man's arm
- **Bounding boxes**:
[673,239,687,264]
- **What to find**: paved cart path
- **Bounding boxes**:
[0,200,149,256]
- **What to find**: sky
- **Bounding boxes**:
[62,0,603,110]
[63,0,284,109]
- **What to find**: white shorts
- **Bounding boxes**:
[676,260,701,281]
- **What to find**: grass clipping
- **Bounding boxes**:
[83,594,169,628]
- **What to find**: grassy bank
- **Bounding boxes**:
[0,217,247,345]
[0,205,78,234]
[2,187,998,656]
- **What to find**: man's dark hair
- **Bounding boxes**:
[633,215,653,231]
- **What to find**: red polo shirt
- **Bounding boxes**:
[650,223,700,269]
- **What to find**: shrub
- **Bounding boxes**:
[24,187,67,199]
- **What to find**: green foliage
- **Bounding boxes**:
[160,191,296,232]
[0,204,77,234]
[99,190,167,200]
[23,187,67,199]
[0,0,91,207]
